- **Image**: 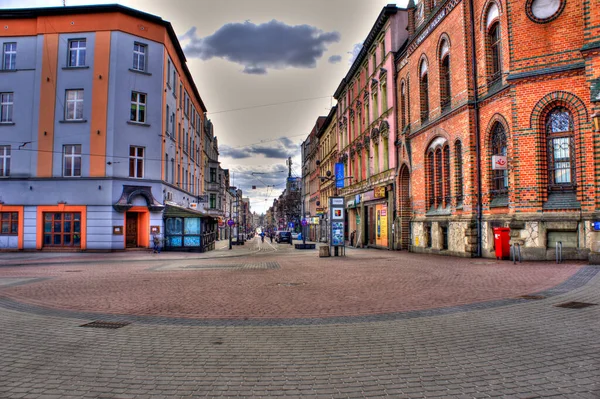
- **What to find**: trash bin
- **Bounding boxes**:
[493,227,511,260]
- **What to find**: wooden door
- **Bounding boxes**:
[399,165,411,250]
[125,213,138,248]
[368,206,375,246]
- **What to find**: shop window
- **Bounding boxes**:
[43,212,81,247]
[0,212,18,235]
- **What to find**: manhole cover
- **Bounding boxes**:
[518,295,546,300]
[80,321,130,329]
[277,282,305,287]
[554,301,597,309]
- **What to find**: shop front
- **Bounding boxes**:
[163,204,216,252]
[362,185,392,249]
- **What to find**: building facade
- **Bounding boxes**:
[334,5,409,249]
[316,106,338,242]
[396,0,600,260]
[0,5,216,251]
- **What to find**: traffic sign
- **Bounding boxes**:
[227,219,234,227]
[301,219,308,226]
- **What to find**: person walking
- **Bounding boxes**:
[152,233,161,254]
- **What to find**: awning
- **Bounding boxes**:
[163,203,213,219]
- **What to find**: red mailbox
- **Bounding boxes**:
[493,227,511,260]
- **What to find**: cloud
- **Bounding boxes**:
[348,42,363,64]
[328,55,342,64]
[220,137,300,160]
[181,21,341,74]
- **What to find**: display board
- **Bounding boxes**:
[329,197,345,249]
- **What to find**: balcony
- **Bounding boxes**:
[206,182,220,192]
[205,207,224,217]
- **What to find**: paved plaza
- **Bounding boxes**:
[0,239,598,398]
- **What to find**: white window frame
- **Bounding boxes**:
[132,42,147,71]
[63,145,82,177]
[129,146,144,179]
[65,89,84,121]
[3,43,16,70]
[0,145,10,177]
[0,92,13,123]
[68,39,86,67]
[130,91,146,123]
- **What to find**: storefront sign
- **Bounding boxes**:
[331,198,344,206]
[492,155,508,170]
[346,199,355,208]
[355,194,361,204]
[311,217,320,225]
[362,190,375,202]
[335,163,345,188]
[374,186,386,199]
[376,204,388,247]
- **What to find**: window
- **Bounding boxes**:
[129,146,144,178]
[0,212,18,235]
[130,92,146,123]
[210,167,217,183]
[420,60,429,123]
[210,193,217,209]
[43,212,81,247]
[381,82,387,112]
[439,40,451,110]
[179,83,183,108]
[171,112,175,138]
[455,141,463,204]
[0,93,13,123]
[68,39,86,67]
[400,82,407,130]
[165,153,169,183]
[546,107,575,190]
[3,43,16,70]
[488,18,502,85]
[65,90,84,121]
[381,39,386,60]
[372,89,378,120]
[132,42,147,71]
[63,145,81,177]
[167,59,171,87]
[166,105,170,134]
[172,72,177,95]
[427,142,451,209]
[0,145,10,177]
[491,123,508,196]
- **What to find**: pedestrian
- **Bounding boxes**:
[152,233,161,254]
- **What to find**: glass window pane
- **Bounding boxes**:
[54,222,62,233]
[11,222,17,234]
[44,234,51,245]
[44,214,51,222]
[64,234,72,246]
[53,235,61,245]
[1,213,7,220]
[184,218,200,235]
[64,213,71,221]
[74,221,80,233]
[44,221,51,233]
[137,159,143,177]
[11,212,17,220]
[129,159,135,177]
[1,222,8,234]
[54,213,62,220]
[64,221,72,233]
[74,234,80,246]
[74,213,80,221]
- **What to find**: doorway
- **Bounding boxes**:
[399,165,411,250]
[125,212,138,248]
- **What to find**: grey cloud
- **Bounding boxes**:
[328,55,342,64]
[220,137,300,160]
[182,20,341,74]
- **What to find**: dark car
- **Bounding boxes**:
[276,231,292,244]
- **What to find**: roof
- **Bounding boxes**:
[0,4,207,113]
[316,105,337,138]
[333,4,404,99]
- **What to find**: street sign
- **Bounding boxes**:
[288,222,294,229]
[227,219,234,227]
[301,219,308,226]
[335,163,344,188]
[492,155,508,170]
[593,222,600,231]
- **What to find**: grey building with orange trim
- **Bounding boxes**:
[0,4,218,251]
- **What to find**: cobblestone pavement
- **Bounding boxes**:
[0,240,599,398]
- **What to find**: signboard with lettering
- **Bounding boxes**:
[374,186,386,199]
[362,190,375,202]
[335,163,345,188]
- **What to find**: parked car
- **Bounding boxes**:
[291,232,299,240]
[276,231,292,244]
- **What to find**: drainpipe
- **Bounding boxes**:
[392,51,400,250]
[469,0,483,257]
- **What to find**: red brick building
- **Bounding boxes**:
[395,0,599,260]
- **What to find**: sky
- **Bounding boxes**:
[4,0,409,214]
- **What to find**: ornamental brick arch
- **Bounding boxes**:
[530,91,588,130]
[479,0,504,33]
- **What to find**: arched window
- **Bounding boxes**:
[491,122,508,197]
[487,3,502,85]
[420,60,429,123]
[400,81,407,129]
[455,141,463,204]
[546,107,575,190]
[443,145,451,206]
[426,139,451,210]
[439,40,451,110]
